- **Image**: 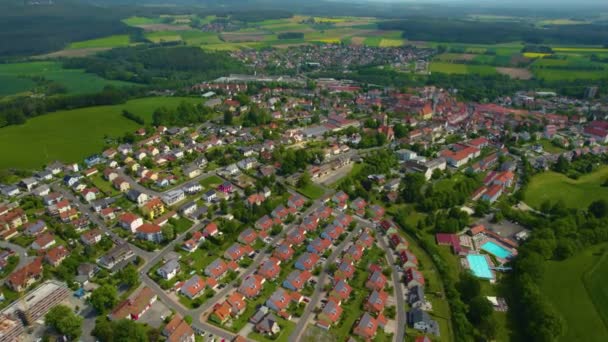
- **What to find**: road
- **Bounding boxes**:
[289,223,363,341]
[371,218,406,342]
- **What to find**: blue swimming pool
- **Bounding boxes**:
[481,241,513,259]
[467,254,493,279]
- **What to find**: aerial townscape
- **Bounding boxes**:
[0,0,608,342]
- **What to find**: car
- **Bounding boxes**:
[303,297,310,303]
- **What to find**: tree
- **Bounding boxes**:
[117,265,140,288]
[223,110,233,125]
[90,285,118,313]
[588,199,608,218]
[298,171,311,188]
[94,318,148,342]
[162,225,175,241]
[45,305,83,340]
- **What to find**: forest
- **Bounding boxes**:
[378,19,608,45]
[0,2,135,57]
[62,45,247,86]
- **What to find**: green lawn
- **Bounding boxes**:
[296,183,325,200]
[199,175,224,189]
[524,166,608,209]
[0,61,134,96]
[248,317,296,342]
[541,243,608,342]
[68,35,131,49]
[0,97,201,170]
[90,174,120,197]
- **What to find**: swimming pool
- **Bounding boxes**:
[481,241,513,259]
[467,254,493,279]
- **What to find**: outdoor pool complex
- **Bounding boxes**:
[481,241,513,259]
[467,254,493,279]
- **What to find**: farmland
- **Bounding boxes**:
[0,61,135,97]
[0,97,201,170]
[523,166,608,209]
[68,35,131,49]
[541,243,608,342]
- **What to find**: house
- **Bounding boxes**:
[163,189,185,206]
[76,263,98,284]
[353,312,379,340]
[203,222,219,237]
[112,177,130,192]
[180,275,208,299]
[142,197,165,220]
[317,298,343,329]
[367,205,385,222]
[31,233,56,250]
[224,243,253,261]
[287,194,306,211]
[104,168,118,181]
[180,202,198,217]
[182,231,204,253]
[238,228,258,245]
[19,177,38,191]
[255,313,281,336]
[366,270,387,291]
[307,237,332,254]
[320,224,344,241]
[157,258,180,280]
[343,244,364,263]
[238,274,265,298]
[405,268,426,288]
[295,252,319,271]
[81,229,103,246]
[110,287,157,321]
[273,243,294,262]
[217,182,233,194]
[205,259,229,279]
[398,250,419,268]
[265,288,301,313]
[32,184,51,197]
[81,188,99,202]
[183,164,202,179]
[282,270,311,291]
[203,189,217,203]
[408,308,440,336]
[45,245,69,267]
[408,285,426,307]
[98,243,134,270]
[481,184,503,203]
[350,197,367,215]
[435,233,463,255]
[271,205,292,221]
[286,228,306,246]
[162,315,195,342]
[127,190,149,206]
[119,213,144,233]
[365,290,388,313]
[6,258,43,292]
[329,279,352,302]
[0,208,28,230]
[258,258,281,280]
[136,223,163,243]
[23,220,47,237]
[0,185,20,197]
[332,191,349,208]
[255,215,279,231]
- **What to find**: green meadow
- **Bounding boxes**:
[0,97,201,169]
[541,243,608,342]
[68,35,131,49]
[0,61,135,96]
[524,167,608,209]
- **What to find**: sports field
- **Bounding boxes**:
[541,243,608,342]
[0,97,201,169]
[524,167,608,209]
[0,61,134,96]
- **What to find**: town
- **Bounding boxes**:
[0,58,607,342]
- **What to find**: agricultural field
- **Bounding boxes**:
[523,166,608,209]
[430,62,498,75]
[0,97,201,170]
[0,61,134,97]
[68,35,131,49]
[541,243,608,342]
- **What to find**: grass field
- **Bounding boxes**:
[430,62,498,75]
[123,16,164,26]
[0,97,201,170]
[296,183,325,200]
[524,166,608,209]
[0,61,134,96]
[541,243,608,342]
[68,35,131,49]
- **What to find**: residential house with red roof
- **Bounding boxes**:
[273,243,294,262]
[32,233,56,251]
[136,223,163,243]
[205,258,235,279]
[295,252,319,271]
[119,213,143,233]
[257,258,281,280]
[238,228,258,245]
[365,290,388,313]
[405,268,426,288]
[317,298,343,329]
[45,245,69,267]
[398,250,419,268]
[81,229,103,246]
[6,257,43,292]
[436,233,464,255]
[265,288,302,313]
[110,287,157,320]
[334,261,356,282]
[162,315,195,342]
[282,270,311,291]
[350,197,367,216]
[343,244,364,263]
[287,194,306,211]
[255,215,279,231]
[141,197,164,220]
[329,280,352,303]
[353,312,379,340]
[366,270,387,292]
[238,274,265,298]
[321,223,344,241]
[367,205,385,222]
[203,222,219,238]
[307,237,332,255]
[224,243,253,261]
[182,231,204,252]
[180,275,211,299]
[286,228,306,246]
